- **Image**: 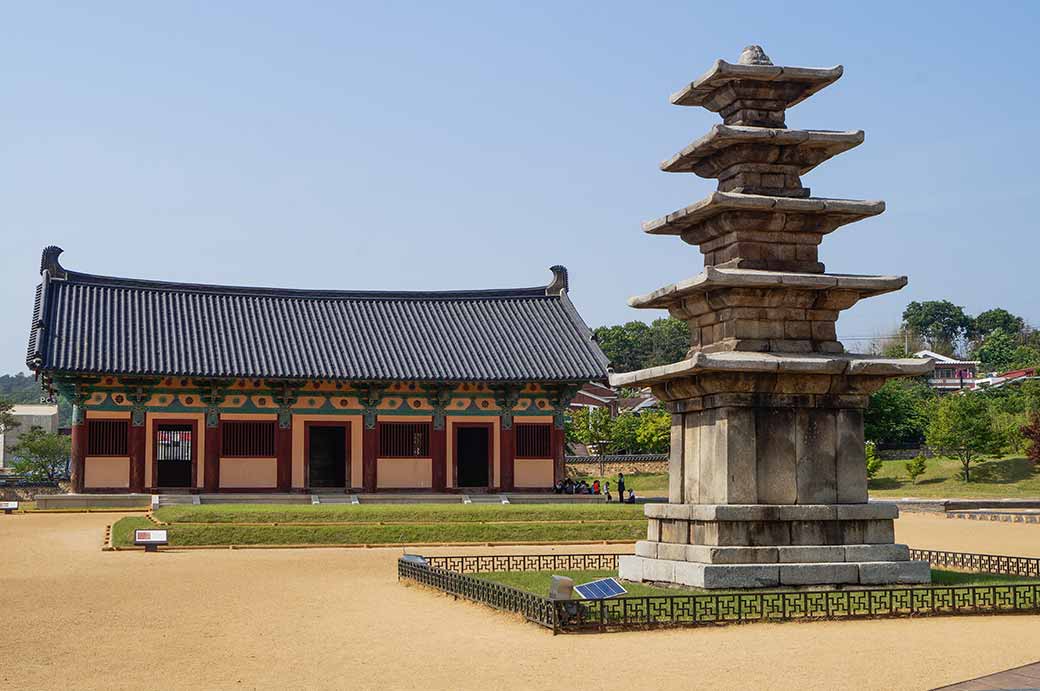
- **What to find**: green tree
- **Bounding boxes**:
[902,300,972,355]
[864,380,931,445]
[865,441,883,479]
[9,426,70,482]
[647,318,690,368]
[1009,345,1040,370]
[566,407,615,454]
[926,393,1004,482]
[594,321,652,373]
[975,328,1018,372]
[971,308,1026,342]
[634,409,670,454]
[0,397,18,436]
[905,454,927,484]
[609,412,641,454]
[1022,412,1040,469]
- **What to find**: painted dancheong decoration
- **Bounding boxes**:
[613,47,934,588]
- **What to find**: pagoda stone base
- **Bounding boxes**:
[619,502,930,588]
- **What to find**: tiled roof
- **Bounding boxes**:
[27,247,609,383]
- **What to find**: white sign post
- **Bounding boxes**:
[134,529,169,552]
[0,501,18,515]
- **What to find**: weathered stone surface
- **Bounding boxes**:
[844,543,910,562]
[776,545,845,563]
[687,504,779,521]
[643,557,677,583]
[645,503,691,520]
[789,519,842,545]
[701,564,780,588]
[835,503,898,520]
[756,408,797,503]
[776,504,836,521]
[841,519,895,544]
[683,412,702,502]
[660,519,689,544]
[857,560,931,585]
[835,409,868,503]
[669,414,684,503]
[657,541,688,561]
[635,540,659,559]
[723,407,758,503]
[618,555,644,582]
[779,562,858,585]
[795,409,837,504]
[647,518,660,542]
[686,544,779,564]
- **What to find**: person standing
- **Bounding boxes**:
[617,473,626,505]
[604,481,611,502]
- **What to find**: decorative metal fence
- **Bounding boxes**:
[911,549,1040,578]
[422,553,620,574]
[400,549,1040,634]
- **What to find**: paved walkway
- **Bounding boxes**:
[935,661,1040,690]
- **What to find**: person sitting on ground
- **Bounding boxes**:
[592,480,600,494]
[626,488,636,504]
[553,480,563,494]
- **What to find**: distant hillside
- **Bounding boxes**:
[0,373,70,426]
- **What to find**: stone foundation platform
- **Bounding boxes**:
[620,501,930,588]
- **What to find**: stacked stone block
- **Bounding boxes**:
[611,46,933,588]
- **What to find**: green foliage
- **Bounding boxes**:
[567,408,669,455]
[0,374,71,426]
[971,308,1026,341]
[993,411,1028,455]
[0,397,18,435]
[566,407,614,453]
[9,426,70,482]
[864,379,932,445]
[634,409,670,454]
[1022,412,1040,469]
[594,318,689,373]
[865,441,883,479]
[902,300,972,355]
[904,454,927,484]
[975,328,1018,372]
[926,393,1004,482]
[1009,345,1040,370]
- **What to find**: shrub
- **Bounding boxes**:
[865,441,883,480]
[905,454,927,484]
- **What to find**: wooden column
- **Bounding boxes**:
[129,422,146,493]
[362,423,378,492]
[204,416,220,492]
[431,424,446,491]
[70,416,87,494]
[500,424,515,492]
[552,425,566,486]
[276,417,292,492]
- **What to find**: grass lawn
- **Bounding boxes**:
[476,568,1040,597]
[567,471,669,496]
[115,504,649,547]
[154,503,645,524]
[869,455,1040,498]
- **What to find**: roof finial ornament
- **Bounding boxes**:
[40,246,68,279]
[738,45,772,66]
[546,265,568,296]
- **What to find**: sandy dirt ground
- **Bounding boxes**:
[1,512,1039,691]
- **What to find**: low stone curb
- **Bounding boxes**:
[106,539,636,552]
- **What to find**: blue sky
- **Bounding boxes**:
[3,1,1037,372]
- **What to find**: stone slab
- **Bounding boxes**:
[835,503,898,520]
[776,545,846,563]
[634,540,658,558]
[657,541,689,561]
[844,543,910,562]
[686,545,779,564]
[618,555,644,582]
[779,562,858,585]
[857,560,931,585]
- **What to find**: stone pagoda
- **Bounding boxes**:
[614,46,933,588]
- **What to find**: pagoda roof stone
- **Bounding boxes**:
[670,60,843,109]
[627,266,906,309]
[609,352,933,388]
[643,191,884,238]
[661,125,864,176]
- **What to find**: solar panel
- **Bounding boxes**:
[574,578,627,600]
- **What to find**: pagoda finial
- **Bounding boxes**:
[738,45,772,66]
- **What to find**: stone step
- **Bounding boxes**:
[636,540,911,565]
